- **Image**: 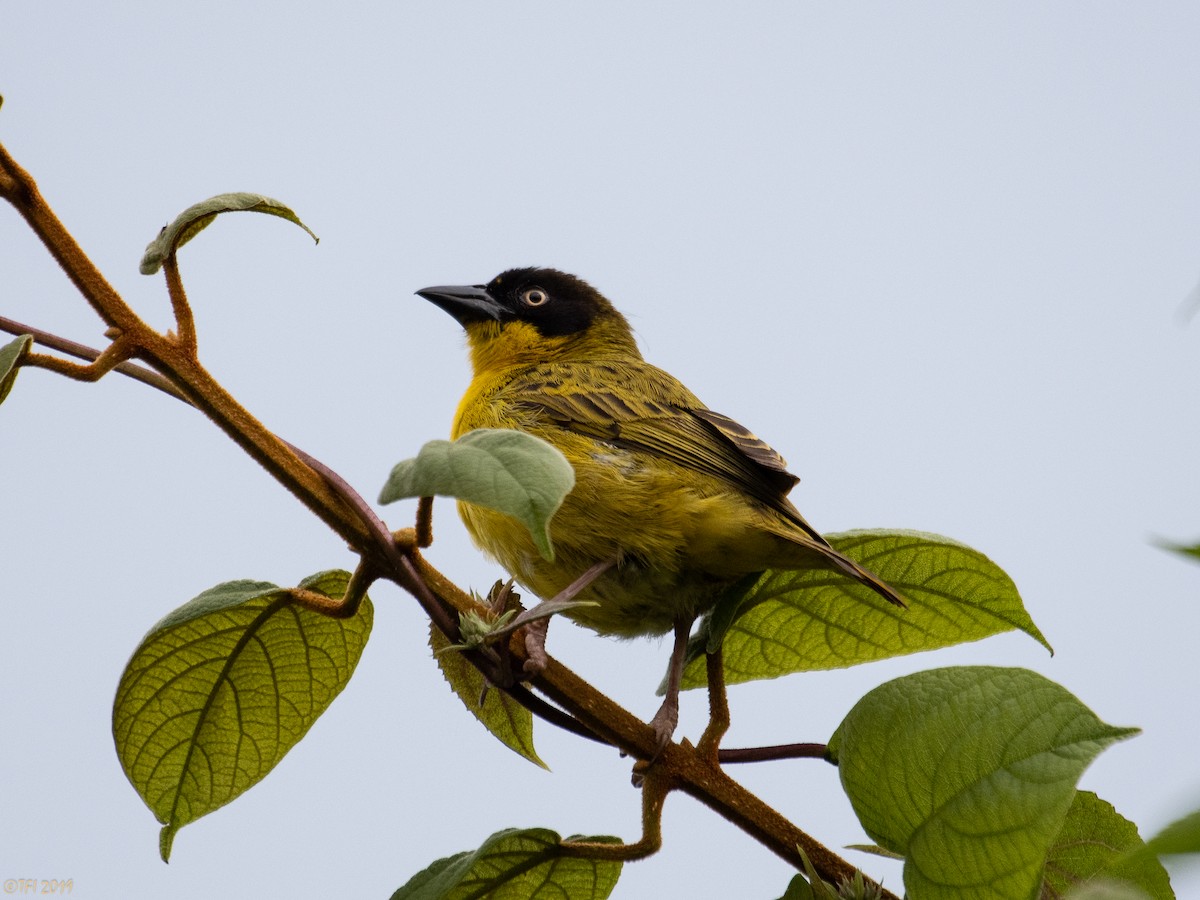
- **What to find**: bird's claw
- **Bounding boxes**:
[521,617,550,678]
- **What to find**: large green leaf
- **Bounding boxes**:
[680,530,1049,690]
[429,622,545,768]
[379,429,575,561]
[1045,791,1171,899]
[392,828,622,900]
[0,333,32,406]
[827,666,1138,900]
[139,192,318,275]
[112,570,372,860]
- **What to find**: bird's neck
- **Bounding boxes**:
[463,319,641,379]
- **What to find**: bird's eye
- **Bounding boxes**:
[521,288,549,307]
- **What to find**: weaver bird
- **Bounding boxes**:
[417,268,902,748]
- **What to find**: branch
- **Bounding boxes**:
[1,142,374,555]
[0,315,190,401]
[0,143,896,899]
[22,334,134,382]
[1,316,606,745]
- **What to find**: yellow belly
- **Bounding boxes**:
[457,434,799,636]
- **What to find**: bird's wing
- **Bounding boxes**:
[511,361,808,513]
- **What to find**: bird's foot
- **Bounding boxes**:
[643,616,694,758]
[521,617,549,678]
[648,695,679,755]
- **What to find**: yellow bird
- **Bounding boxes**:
[418,268,902,746]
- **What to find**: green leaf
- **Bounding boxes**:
[827,666,1139,900]
[379,429,576,561]
[1044,791,1171,899]
[1154,538,1200,563]
[429,621,546,768]
[391,827,622,900]
[0,333,32,406]
[681,530,1050,690]
[1145,807,1200,856]
[701,571,764,654]
[112,570,372,860]
[775,873,817,900]
[139,192,318,275]
[845,844,905,861]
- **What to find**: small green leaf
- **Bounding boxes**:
[379,429,575,561]
[112,570,372,860]
[391,827,622,900]
[429,622,546,769]
[1043,791,1171,899]
[845,844,905,861]
[139,192,318,275]
[827,666,1138,900]
[1154,538,1200,563]
[0,334,32,406]
[775,873,817,900]
[681,530,1050,690]
[789,847,843,900]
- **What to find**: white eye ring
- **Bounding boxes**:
[521,288,549,306]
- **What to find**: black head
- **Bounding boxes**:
[417,267,617,338]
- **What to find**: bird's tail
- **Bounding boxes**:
[762,515,906,608]
[805,538,906,608]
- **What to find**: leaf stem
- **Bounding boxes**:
[559,762,672,861]
[0,316,191,401]
[415,496,434,548]
[697,645,729,763]
[163,256,197,353]
[285,564,375,619]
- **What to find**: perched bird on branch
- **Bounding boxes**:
[418,267,903,749]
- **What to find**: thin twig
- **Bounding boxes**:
[718,743,830,764]
[284,442,396,561]
[4,318,395,563]
[398,552,462,644]
[506,684,606,744]
[0,315,190,401]
[21,334,134,383]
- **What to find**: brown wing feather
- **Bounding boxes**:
[510,361,803,513]
[689,408,798,487]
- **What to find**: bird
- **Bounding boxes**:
[416,267,903,749]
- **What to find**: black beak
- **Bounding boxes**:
[416,284,507,327]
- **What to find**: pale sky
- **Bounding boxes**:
[3,4,1200,898]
